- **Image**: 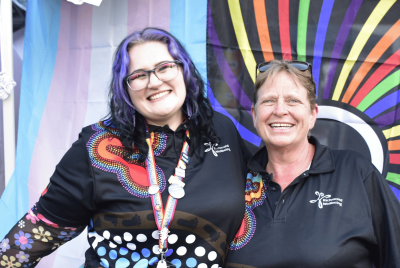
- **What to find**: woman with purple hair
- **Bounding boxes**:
[1,28,250,267]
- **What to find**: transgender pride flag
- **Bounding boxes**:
[0,1,207,266]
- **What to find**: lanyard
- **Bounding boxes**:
[145,126,190,254]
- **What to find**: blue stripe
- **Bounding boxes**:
[0,0,61,238]
[364,90,400,118]
[390,185,400,203]
[170,0,207,95]
[312,0,335,96]
[207,84,261,147]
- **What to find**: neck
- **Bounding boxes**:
[265,140,314,191]
[146,112,184,131]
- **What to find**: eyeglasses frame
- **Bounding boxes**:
[124,60,182,91]
[255,60,312,80]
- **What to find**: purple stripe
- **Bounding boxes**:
[207,84,261,146]
[374,106,400,128]
[207,4,253,114]
[389,185,400,203]
[29,2,93,207]
[313,0,335,96]
[322,0,363,99]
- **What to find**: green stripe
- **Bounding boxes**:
[297,0,310,61]
[386,172,400,185]
[358,69,400,112]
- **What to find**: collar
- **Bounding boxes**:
[148,121,189,134]
[247,136,335,176]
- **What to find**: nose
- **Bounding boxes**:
[273,99,288,116]
[147,71,162,89]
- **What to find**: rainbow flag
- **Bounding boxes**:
[1,0,400,267]
[207,0,400,200]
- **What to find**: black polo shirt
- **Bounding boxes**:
[226,137,400,268]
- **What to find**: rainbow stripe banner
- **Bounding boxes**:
[0,0,207,266]
[207,0,400,199]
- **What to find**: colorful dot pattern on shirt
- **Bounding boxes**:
[230,171,267,250]
[91,229,221,268]
[87,122,167,198]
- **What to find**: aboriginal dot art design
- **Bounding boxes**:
[87,122,167,198]
[230,171,266,250]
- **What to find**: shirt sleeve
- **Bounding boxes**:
[0,207,86,267]
[35,131,97,227]
[364,168,400,268]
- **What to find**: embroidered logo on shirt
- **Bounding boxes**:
[309,191,343,209]
[204,142,231,156]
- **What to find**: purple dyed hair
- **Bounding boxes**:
[106,27,218,161]
[110,27,199,124]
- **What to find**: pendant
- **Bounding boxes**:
[168,184,185,199]
[152,260,176,268]
[148,184,160,195]
[157,260,168,268]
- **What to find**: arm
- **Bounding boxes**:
[1,129,96,266]
[1,206,85,267]
[364,169,400,267]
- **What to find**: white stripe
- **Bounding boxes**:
[84,0,128,126]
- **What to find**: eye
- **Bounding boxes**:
[157,63,175,73]
[129,72,148,81]
[289,99,298,103]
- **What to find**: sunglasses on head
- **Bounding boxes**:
[256,60,312,78]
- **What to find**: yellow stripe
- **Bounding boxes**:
[383,125,400,139]
[332,0,395,101]
[228,0,258,83]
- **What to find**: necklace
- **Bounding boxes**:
[145,125,190,267]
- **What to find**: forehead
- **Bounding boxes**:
[258,71,307,97]
[128,41,174,71]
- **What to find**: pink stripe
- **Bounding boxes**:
[127,0,170,33]
[29,2,93,210]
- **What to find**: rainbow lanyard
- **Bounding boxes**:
[145,126,190,253]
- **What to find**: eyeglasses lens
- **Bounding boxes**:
[127,62,179,91]
[258,62,310,74]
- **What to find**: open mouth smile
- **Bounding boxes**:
[270,123,294,129]
[147,90,171,101]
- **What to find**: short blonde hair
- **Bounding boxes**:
[254,60,316,111]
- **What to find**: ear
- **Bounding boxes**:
[251,104,257,129]
[309,103,318,130]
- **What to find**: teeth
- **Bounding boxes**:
[149,91,170,100]
[270,123,293,129]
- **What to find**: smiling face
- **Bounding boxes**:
[252,71,318,150]
[127,41,186,129]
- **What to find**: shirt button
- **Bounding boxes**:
[275,202,278,206]
[271,187,276,191]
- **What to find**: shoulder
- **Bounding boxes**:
[330,149,376,178]
[212,111,236,129]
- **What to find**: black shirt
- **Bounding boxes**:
[33,112,250,267]
[226,137,400,268]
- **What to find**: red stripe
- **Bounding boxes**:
[389,154,400,165]
[350,48,400,107]
[279,0,292,60]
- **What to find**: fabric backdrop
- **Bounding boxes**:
[1,0,399,267]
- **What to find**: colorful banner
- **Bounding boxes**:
[207,0,400,201]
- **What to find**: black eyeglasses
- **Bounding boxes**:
[124,60,181,91]
[256,60,312,78]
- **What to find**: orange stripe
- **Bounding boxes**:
[388,140,400,151]
[342,18,400,103]
[253,0,274,62]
